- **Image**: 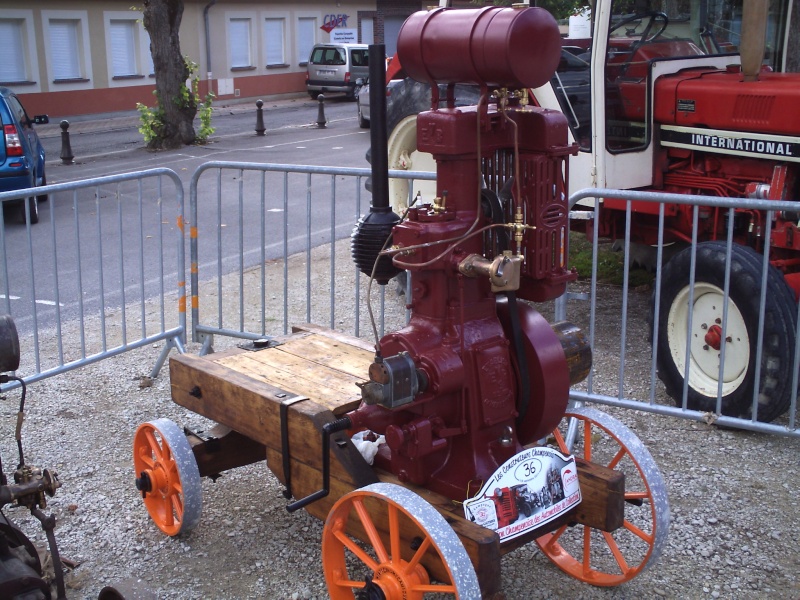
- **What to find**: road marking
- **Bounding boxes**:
[262,131,365,150]
[0,294,64,307]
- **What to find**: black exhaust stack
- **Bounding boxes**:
[351,44,402,284]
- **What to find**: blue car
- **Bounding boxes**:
[0,87,48,224]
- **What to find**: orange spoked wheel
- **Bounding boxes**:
[322,482,480,599]
[536,406,670,586]
[133,418,202,536]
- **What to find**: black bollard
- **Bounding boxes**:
[255,99,265,136]
[316,94,327,129]
[60,120,74,165]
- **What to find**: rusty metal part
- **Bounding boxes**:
[551,321,592,385]
[1,467,61,509]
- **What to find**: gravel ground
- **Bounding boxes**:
[1,240,799,600]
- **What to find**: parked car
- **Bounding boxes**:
[356,48,589,134]
[305,43,369,101]
[356,77,416,129]
[0,87,48,224]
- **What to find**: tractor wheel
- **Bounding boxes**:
[537,406,670,586]
[386,115,437,215]
[322,482,480,599]
[133,418,202,536]
[37,169,48,203]
[653,241,796,422]
[19,196,40,225]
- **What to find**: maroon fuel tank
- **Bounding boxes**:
[397,7,562,90]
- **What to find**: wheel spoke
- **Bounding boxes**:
[602,531,631,574]
[623,518,654,544]
[551,428,569,454]
[170,493,183,523]
[411,583,457,594]
[144,430,163,462]
[332,578,366,591]
[581,525,591,577]
[353,498,389,564]
[137,449,155,469]
[162,499,175,527]
[332,525,380,571]
[583,420,592,462]
[546,523,569,547]
[608,446,626,470]
[388,503,401,564]
[625,491,649,501]
[405,534,432,575]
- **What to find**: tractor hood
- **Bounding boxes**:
[654,67,800,138]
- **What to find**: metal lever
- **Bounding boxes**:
[286,416,352,513]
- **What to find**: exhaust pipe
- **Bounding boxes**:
[350,44,402,284]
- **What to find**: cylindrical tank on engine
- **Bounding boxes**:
[397,7,562,90]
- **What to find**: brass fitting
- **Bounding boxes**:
[458,251,522,292]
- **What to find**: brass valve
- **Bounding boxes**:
[459,251,523,292]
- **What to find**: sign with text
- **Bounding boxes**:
[463,446,581,542]
[331,29,357,43]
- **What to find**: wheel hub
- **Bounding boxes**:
[704,323,722,350]
[370,562,427,599]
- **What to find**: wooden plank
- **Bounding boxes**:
[292,323,376,352]
[186,427,266,478]
[169,353,376,489]
[277,333,375,380]
[216,349,362,412]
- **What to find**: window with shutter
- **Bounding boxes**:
[297,18,316,65]
[49,19,81,80]
[0,20,27,82]
[110,20,137,77]
[264,19,285,66]
[229,18,252,68]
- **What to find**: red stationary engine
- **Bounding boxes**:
[348,7,591,502]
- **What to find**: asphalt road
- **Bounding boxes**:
[37,93,371,182]
[2,94,375,333]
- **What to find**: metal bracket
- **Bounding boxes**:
[279,394,310,500]
[237,338,281,352]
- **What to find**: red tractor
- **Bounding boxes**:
[375,0,800,423]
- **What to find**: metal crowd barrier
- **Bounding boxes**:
[187,161,434,354]
[4,162,798,439]
[0,169,186,392]
[564,188,800,438]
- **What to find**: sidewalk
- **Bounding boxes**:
[35,92,308,140]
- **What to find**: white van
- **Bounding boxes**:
[305,44,369,100]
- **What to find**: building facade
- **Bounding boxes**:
[0,0,423,118]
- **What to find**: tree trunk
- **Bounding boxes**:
[142,0,196,149]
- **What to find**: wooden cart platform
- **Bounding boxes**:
[168,324,624,597]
